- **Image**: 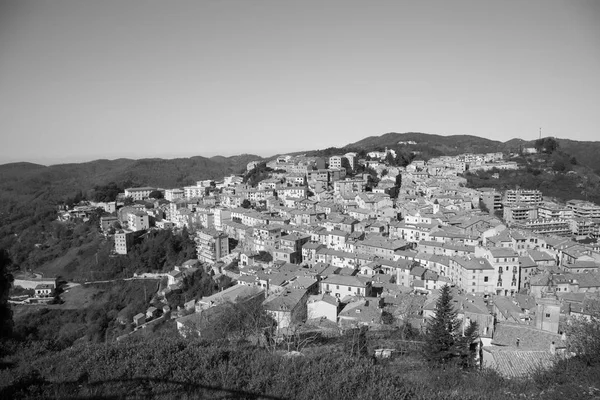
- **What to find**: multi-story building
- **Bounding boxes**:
[344,152,357,171]
[537,201,573,220]
[504,189,542,206]
[183,185,206,199]
[328,155,344,169]
[566,200,600,219]
[334,179,366,196]
[127,211,149,232]
[196,229,230,264]
[503,203,538,224]
[514,218,571,236]
[114,230,144,255]
[449,256,495,294]
[124,187,156,201]
[478,188,502,213]
[319,275,372,299]
[569,218,597,237]
[477,247,520,296]
[165,188,185,202]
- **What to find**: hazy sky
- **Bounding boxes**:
[1,0,599,165]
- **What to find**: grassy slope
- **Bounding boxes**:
[1,334,599,400]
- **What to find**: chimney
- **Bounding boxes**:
[550,341,556,355]
[516,338,520,348]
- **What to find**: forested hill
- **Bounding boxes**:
[344,132,505,155]
[0,154,262,203]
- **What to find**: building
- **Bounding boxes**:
[479,188,502,214]
[538,202,573,220]
[165,188,185,202]
[127,211,149,232]
[319,275,372,299]
[196,228,230,264]
[114,230,141,255]
[503,204,538,224]
[334,179,366,196]
[124,187,156,201]
[328,155,344,169]
[100,216,119,232]
[504,189,542,206]
[566,200,600,219]
[514,219,571,236]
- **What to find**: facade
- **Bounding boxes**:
[165,188,185,202]
[504,189,542,206]
[503,204,538,224]
[319,275,372,299]
[124,187,156,201]
[196,229,230,264]
[566,200,600,219]
[114,230,139,255]
[127,211,149,231]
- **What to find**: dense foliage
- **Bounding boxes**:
[0,249,14,338]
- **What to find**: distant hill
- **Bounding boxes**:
[0,154,262,204]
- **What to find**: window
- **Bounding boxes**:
[484,276,488,282]
[472,282,476,286]
[348,287,351,291]
[546,313,551,318]
[336,285,339,290]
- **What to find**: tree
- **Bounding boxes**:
[0,249,14,338]
[395,173,402,188]
[423,285,479,368]
[241,199,251,209]
[148,190,163,199]
[565,307,600,365]
[534,137,559,154]
[385,152,396,166]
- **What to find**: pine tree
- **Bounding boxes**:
[423,285,481,368]
[423,285,461,366]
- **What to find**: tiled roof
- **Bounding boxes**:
[492,322,564,350]
[484,347,558,378]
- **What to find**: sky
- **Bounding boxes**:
[0,0,599,165]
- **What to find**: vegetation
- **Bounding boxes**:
[243,162,274,187]
[165,271,232,309]
[564,308,600,366]
[88,229,197,281]
[423,285,479,368]
[11,279,160,347]
[1,332,600,399]
[465,163,600,204]
[0,249,14,339]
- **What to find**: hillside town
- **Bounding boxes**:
[45,149,600,377]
